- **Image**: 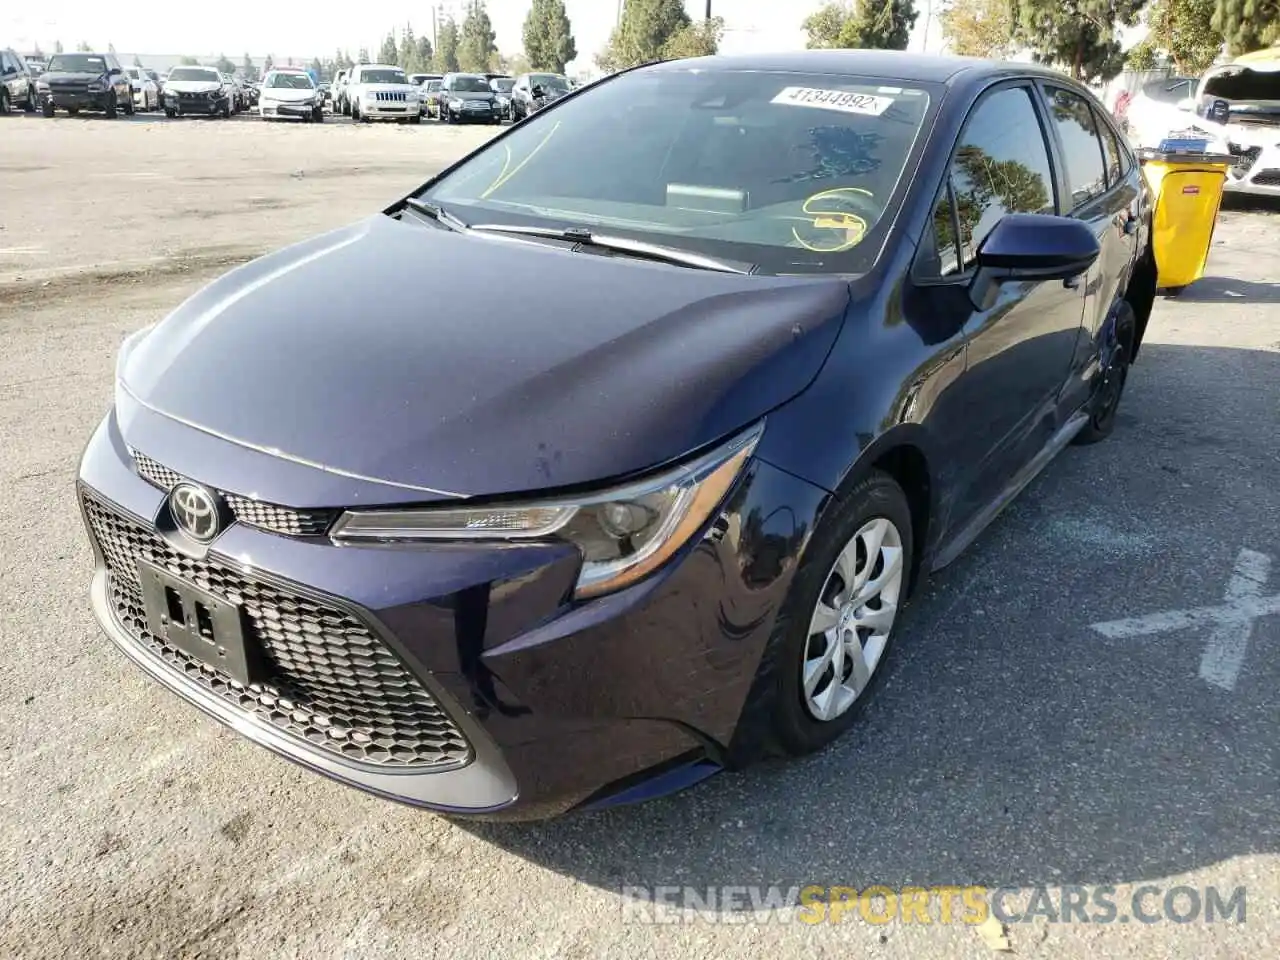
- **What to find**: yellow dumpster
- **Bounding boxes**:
[1138,138,1233,294]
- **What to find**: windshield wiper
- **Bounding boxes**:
[468,223,755,274]
[402,197,470,233]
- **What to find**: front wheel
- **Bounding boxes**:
[103,92,118,118]
[165,108,176,118]
[0,89,10,114]
[733,471,913,762]
[42,99,55,118]
[23,86,36,111]
[313,106,324,123]
[1073,301,1136,445]
[122,94,134,116]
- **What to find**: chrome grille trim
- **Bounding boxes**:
[131,450,337,537]
[374,91,407,102]
[83,492,474,770]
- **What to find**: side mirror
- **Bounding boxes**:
[108,67,122,76]
[969,214,1099,310]
[531,84,544,97]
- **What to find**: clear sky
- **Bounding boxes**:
[3,0,951,72]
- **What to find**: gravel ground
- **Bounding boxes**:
[1,114,1278,960]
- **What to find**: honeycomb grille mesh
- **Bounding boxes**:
[132,450,337,537]
[84,493,473,769]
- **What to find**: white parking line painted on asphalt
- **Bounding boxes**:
[1090,547,1277,691]
[0,246,46,256]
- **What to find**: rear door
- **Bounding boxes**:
[914,82,1087,533]
[1037,83,1141,416]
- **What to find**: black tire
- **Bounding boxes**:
[67,106,79,116]
[409,114,420,124]
[103,92,118,118]
[729,470,914,763]
[313,106,324,123]
[1073,300,1136,445]
[122,94,134,116]
[351,100,360,122]
[23,85,36,111]
[0,89,9,114]
[42,98,55,118]
[221,101,231,119]
[165,108,176,118]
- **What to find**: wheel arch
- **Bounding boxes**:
[830,427,937,598]
[1124,240,1157,361]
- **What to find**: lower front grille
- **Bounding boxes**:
[374,91,407,102]
[83,492,473,770]
[1251,168,1280,187]
[1229,145,1262,178]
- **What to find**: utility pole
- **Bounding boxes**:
[705,0,712,18]
[432,5,438,50]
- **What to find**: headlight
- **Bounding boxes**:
[331,424,762,599]
[36,80,49,92]
[449,98,463,109]
[87,81,105,92]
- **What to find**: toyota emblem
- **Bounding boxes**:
[170,483,221,542]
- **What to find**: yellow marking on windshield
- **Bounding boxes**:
[791,187,874,253]
[482,121,562,199]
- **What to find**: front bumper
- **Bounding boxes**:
[1224,138,1280,197]
[359,99,419,119]
[78,404,824,818]
[165,93,227,115]
[259,101,318,119]
[45,90,111,109]
[445,102,501,122]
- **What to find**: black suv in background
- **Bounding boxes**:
[438,72,502,124]
[1,48,36,113]
[37,51,134,118]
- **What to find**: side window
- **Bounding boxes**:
[1094,109,1129,186]
[947,86,1056,270]
[1045,86,1108,208]
[923,182,962,278]
[0,52,11,73]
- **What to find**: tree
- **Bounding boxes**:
[415,35,434,72]
[76,42,92,52]
[108,42,117,53]
[133,54,144,67]
[1146,0,1223,73]
[845,0,918,49]
[214,53,236,74]
[1125,39,1161,68]
[506,52,533,75]
[263,54,275,73]
[596,0,690,71]
[1011,0,1145,82]
[803,2,855,47]
[1213,0,1280,54]
[356,47,370,64]
[940,0,1015,57]
[523,0,578,73]
[179,55,200,65]
[662,17,726,58]
[241,53,258,82]
[379,30,399,65]
[458,1,498,72]
[54,41,64,54]
[310,56,324,79]
[433,20,459,73]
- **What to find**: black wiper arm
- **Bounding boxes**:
[469,223,755,274]
[403,196,470,233]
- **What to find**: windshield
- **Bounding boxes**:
[266,72,315,89]
[47,54,107,73]
[361,68,407,84]
[168,67,219,82]
[450,76,491,92]
[492,78,515,93]
[1203,66,1280,101]
[530,74,570,92]
[426,81,442,92]
[423,68,933,275]
[1141,78,1197,103]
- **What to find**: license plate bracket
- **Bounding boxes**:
[137,560,262,687]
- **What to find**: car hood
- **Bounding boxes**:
[43,70,105,84]
[361,82,416,94]
[120,216,850,499]
[261,87,316,102]
[166,79,221,93]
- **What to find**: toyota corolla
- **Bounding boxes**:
[79,52,1156,819]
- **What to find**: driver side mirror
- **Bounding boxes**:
[108,67,122,76]
[969,214,1099,310]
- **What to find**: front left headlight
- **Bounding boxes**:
[36,80,50,92]
[449,98,464,109]
[331,424,762,599]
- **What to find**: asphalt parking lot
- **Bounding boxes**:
[1,116,1278,959]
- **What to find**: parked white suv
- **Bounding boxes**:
[347,63,421,123]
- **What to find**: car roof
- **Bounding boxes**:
[644,50,1063,86]
[358,63,400,71]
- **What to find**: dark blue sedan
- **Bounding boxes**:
[78,51,1156,819]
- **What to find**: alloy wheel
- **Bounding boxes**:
[802,517,904,722]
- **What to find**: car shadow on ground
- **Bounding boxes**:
[460,342,1280,903]
[1172,276,1280,303]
